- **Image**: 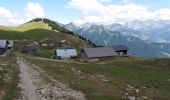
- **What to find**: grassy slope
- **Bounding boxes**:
[0,57,19,100]
[0,21,86,43]
[0,25,15,31]
[15,21,52,31]
[0,21,51,32]
[0,22,87,58]
[25,56,170,100]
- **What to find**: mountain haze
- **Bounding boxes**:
[65,21,170,58]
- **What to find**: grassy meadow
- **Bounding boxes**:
[0,21,51,32]
[0,57,19,100]
[25,56,170,100]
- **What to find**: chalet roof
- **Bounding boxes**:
[112,45,129,52]
[0,48,6,55]
[39,38,53,44]
[24,43,37,51]
[60,40,67,43]
[56,49,77,58]
[0,40,8,48]
[82,47,116,59]
[66,49,78,57]
[60,40,71,44]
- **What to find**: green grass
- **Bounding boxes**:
[37,45,59,58]
[0,29,56,40]
[0,21,51,32]
[25,58,121,100]
[0,21,87,45]
[0,25,16,31]
[0,57,19,100]
[0,23,87,58]
[25,57,170,100]
[16,21,51,31]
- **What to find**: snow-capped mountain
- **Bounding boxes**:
[125,20,170,30]
[124,20,170,43]
[64,22,81,31]
[105,23,151,41]
[64,21,170,58]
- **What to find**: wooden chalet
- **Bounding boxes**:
[22,42,38,55]
[59,40,72,48]
[81,47,117,62]
[39,38,54,46]
[112,45,129,56]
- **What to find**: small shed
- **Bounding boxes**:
[112,45,129,56]
[81,47,117,62]
[55,49,78,60]
[59,40,72,48]
[0,40,9,55]
[39,38,54,46]
[8,40,14,49]
[22,43,38,55]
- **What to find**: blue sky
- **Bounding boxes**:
[0,0,170,26]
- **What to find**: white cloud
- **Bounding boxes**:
[0,7,17,19]
[154,9,170,20]
[66,0,170,24]
[25,2,45,20]
[65,0,104,15]
[99,0,111,3]
[0,2,45,26]
[0,7,23,26]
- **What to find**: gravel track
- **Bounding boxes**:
[17,57,86,100]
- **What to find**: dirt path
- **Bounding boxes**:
[17,57,86,100]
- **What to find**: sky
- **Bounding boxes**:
[0,0,170,26]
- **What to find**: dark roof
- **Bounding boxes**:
[0,48,6,55]
[112,45,129,52]
[24,43,37,51]
[83,47,116,59]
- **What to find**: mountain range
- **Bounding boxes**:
[64,20,170,58]
[0,18,170,58]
